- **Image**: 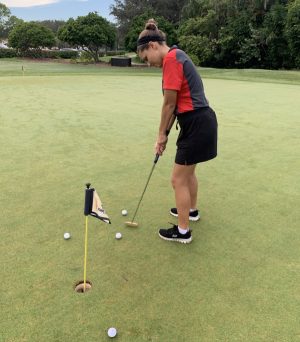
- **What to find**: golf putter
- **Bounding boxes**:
[125,153,160,227]
[125,115,176,227]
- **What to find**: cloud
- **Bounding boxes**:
[2,0,60,7]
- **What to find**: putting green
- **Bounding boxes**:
[0,59,299,341]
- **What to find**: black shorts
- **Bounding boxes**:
[175,107,218,165]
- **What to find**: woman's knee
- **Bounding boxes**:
[171,164,196,189]
[171,174,188,189]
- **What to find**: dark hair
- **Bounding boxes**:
[137,19,166,52]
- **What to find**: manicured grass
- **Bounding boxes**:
[0,59,299,341]
[1,58,300,84]
[0,58,160,77]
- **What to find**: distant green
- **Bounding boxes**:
[0,60,299,342]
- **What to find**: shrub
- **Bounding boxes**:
[54,50,78,59]
[106,50,125,56]
[188,54,200,66]
[76,51,94,63]
[0,49,78,59]
[0,48,17,58]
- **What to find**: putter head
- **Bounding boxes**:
[125,221,138,228]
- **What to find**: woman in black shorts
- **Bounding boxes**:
[137,19,218,244]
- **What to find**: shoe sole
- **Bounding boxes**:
[169,211,200,222]
[158,232,193,244]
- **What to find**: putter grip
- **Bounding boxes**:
[154,129,171,164]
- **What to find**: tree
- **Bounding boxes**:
[110,0,187,46]
[178,11,218,65]
[262,3,289,68]
[219,10,253,67]
[178,9,218,38]
[111,0,187,26]
[1,15,23,39]
[125,11,177,51]
[181,0,236,25]
[34,20,66,34]
[236,26,262,68]
[0,2,10,22]
[8,21,55,52]
[181,0,211,19]
[285,0,300,67]
[58,12,116,62]
[1,2,23,39]
[0,2,10,38]
[149,0,188,24]
[110,0,150,47]
[179,34,217,66]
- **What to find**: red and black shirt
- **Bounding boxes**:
[162,47,209,114]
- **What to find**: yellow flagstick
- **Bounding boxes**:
[83,215,88,292]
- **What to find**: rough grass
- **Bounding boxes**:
[0,60,299,341]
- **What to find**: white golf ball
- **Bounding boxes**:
[107,327,117,338]
[64,232,71,240]
[115,232,122,240]
[121,209,128,216]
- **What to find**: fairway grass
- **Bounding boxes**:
[1,58,300,84]
[0,60,300,341]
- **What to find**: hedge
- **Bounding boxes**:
[0,48,78,59]
[0,48,125,59]
[0,48,17,58]
[106,50,126,56]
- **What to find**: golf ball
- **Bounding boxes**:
[64,232,71,240]
[107,327,117,338]
[115,232,122,240]
[121,209,128,216]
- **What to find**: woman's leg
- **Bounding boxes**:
[171,163,197,229]
[189,170,198,210]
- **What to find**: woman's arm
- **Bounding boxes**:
[156,89,177,155]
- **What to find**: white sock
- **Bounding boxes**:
[190,208,197,212]
[178,226,189,235]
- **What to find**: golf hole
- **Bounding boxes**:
[74,280,92,293]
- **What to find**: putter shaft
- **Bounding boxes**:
[130,154,159,224]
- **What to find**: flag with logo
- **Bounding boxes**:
[84,184,111,224]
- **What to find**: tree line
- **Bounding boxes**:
[1,0,299,69]
[114,0,300,69]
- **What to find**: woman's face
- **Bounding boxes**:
[139,42,163,67]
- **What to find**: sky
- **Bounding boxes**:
[1,0,116,22]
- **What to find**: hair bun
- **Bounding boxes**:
[145,18,158,31]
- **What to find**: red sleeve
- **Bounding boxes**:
[163,57,183,91]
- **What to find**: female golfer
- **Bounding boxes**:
[137,19,218,244]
